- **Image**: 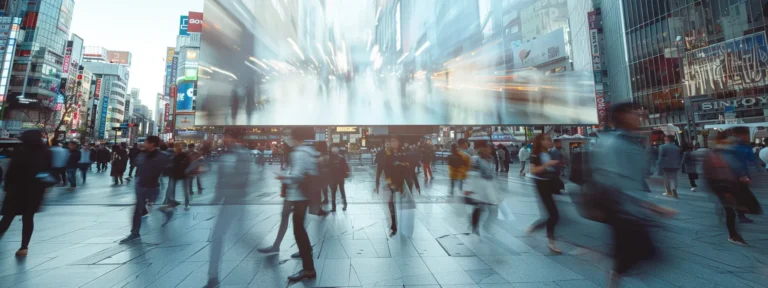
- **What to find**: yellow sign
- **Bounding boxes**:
[166,47,175,65]
[335,127,357,133]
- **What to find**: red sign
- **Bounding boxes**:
[187,12,203,33]
[170,85,177,99]
[94,79,102,99]
[164,103,171,121]
[63,55,71,74]
[596,92,606,125]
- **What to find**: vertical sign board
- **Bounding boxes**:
[163,103,171,133]
[179,15,188,36]
[98,95,109,139]
[587,9,606,125]
[171,55,178,85]
[63,45,72,74]
[164,47,174,96]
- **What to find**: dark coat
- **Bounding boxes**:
[170,152,190,180]
[110,149,128,177]
[1,149,51,215]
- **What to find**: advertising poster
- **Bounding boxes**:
[98,96,109,139]
[176,82,195,112]
[196,0,598,125]
[165,47,174,96]
[179,15,189,35]
[187,12,203,33]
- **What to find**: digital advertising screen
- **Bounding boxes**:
[196,0,599,126]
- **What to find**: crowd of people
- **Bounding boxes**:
[0,105,764,287]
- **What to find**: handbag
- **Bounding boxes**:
[35,172,59,188]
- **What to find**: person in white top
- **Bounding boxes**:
[518,144,530,177]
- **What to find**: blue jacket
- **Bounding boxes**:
[732,141,755,177]
[657,143,681,169]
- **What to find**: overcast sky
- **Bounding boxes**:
[69,0,204,116]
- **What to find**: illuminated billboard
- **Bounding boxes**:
[196,0,599,125]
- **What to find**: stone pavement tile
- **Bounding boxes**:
[481,255,582,283]
[436,235,476,257]
[96,245,153,264]
[11,264,119,288]
[554,279,601,288]
[27,243,114,271]
[465,268,508,284]
[410,238,450,257]
[218,260,261,286]
[732,272,768,288]
[394,257,431,277]
[548,255,610,287]
[0,268,56,287]
[681,245,759,268]
[431,270,476,285]
[318,238,350,259]
[619,274,677,288]
[369,239,392,257]
[340,239,379,258]
[134,261,204,288]
[80,263,151,288]
[422,256,464,272]
[456,235,521,257]
[318,258,351,287]
[246,259,299,288]
[350,258,401,286]
[176,260,240,287]
[478,284,515,288]
[454,256,492,271]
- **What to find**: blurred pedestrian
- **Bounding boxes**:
[374,142,390,193]
[208,137,252,286]
[0,130,51,256]
[50,140,68,185]
[526,133,562,253]
[329,146,350,212]
[186,143,204,194]
[591,103,676,288]
[127,143,141,179]
[681,143,699,192]
[420,139,435,180]
[275,127,318,282]
[97,144,110,172]
[730,127,759,223]
[404,146,421,194]
[119,136,170,244]
[495,144,504,172]
[65,141,81,190]
[316,141,331,204]
[657,135,682,198]
[110,144,127,185]
[162,143,191,210]
[448,140,471,196]
[518,143,530,177]
[78,143,93,184]
[465,140,499,235]
[384,135,409,237]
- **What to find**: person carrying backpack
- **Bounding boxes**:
[329,146,350,211]
[274,127,319,282]
[448,140,471,196]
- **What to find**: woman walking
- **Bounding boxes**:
[0,130,51,256]
[111,144,128,185]
[164,143,191,210]
[681,143,699,192]
[464,140,499,234]
[526,133,562,253]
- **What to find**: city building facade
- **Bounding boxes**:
[622,0,768,143]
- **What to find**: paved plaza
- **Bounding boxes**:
[0,162,767,287]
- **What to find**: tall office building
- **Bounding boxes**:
[622,0,768,142]
[83,46,131,140]
[3,0,75,135]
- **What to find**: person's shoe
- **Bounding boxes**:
[141,209,149,218]
[189,191,194,195]
[389,228,397,237]
[662,192,672,197]
[198,189,203,194]
[672,190,678,199]
[728,235,748,246]
[205,277,219,288]
[690,187,697,192]
[119,233,140,244]
[525,226,535,236]
[548,240,562,254]
[739,216,754,223]
[343,204,348,211]
[184,205,190,211]
[291,251,301,258]
[256,246,280,254]
[287,269,317,282]
[15,248,28,256]
[431,176,435,180]
[330,207,336,212]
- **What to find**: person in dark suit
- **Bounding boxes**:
[0,130,51,256]
[657,135,682,198]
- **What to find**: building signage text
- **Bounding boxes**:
[699,96,768,110]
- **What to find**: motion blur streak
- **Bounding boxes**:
[196,0,600,126]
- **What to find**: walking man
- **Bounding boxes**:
[120,136,170,243]
[127,143,141,179]
[65,141,81,190]
[50,140,68,185]
[78,143,93,184]
[657,135,681,198]
[275,127,318,282]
